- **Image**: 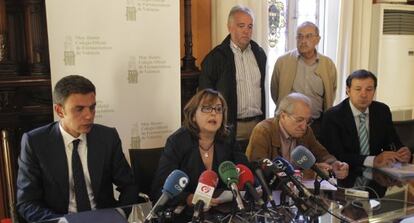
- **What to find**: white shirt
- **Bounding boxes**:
[349,101,374,167]
[293,52,324,119]
[59,123,97,213]
[230,40,262,119]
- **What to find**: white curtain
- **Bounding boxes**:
[335,0,372,101]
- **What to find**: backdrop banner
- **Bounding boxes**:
[45,0,181,159]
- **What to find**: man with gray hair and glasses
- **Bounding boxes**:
[271,21,337,139]
[199,5,267,143]
[246,92,348,179]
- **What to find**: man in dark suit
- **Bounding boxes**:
[320,70,411,169]
[16,75,139,222]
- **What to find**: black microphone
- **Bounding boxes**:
[192,200,204,223]
[273,156,313,198]
[291,145,337,186]
[145,170,189,223]
[251,160,277,208]
[273,157,329,216]
[260,158,312,213]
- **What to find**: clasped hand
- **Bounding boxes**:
[316,161,349,180]
[374,146,411,168]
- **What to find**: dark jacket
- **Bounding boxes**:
[199,35,267,127]
[151,127,249,206]
[16,122,139,222]
[320,98,403,168]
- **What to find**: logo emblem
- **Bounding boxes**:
[201,185,211,193]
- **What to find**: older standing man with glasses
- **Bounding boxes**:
[246,92,349,179]
[270,21,338,140]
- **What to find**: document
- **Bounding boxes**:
[302,180,337,191]
[378,163,414,178]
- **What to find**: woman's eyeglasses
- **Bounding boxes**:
[200,105,223,113]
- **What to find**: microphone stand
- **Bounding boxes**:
[191,201,205,223]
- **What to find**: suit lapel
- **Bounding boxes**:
[213,140,226,168]
[270,118,283,159]
[47,123,69,206]
[368,103,380,151]
[342,99,361,153]
[86,125,104,199]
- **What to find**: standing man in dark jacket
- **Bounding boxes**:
[199,5,267,143]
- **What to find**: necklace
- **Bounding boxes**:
[199,142,214,158]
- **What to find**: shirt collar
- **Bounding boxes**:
[59,122,87,147]
[230,40,251,53]
[278,120,292,141]
[349,99,369,118]
[295,49,320,62]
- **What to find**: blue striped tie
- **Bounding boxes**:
[358,113,369,155]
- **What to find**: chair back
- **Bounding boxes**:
[129,148,163,196]
[393,119,414,151]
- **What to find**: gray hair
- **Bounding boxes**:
[297,21,320,36]
[227,5,254,26]
[275,93,312,117]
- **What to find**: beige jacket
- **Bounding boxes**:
[245,117,336,163]
[271,49,337,110]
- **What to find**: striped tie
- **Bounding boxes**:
[358,113,369,155]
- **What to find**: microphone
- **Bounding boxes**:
[145,170,189,222]
[251,160,277,208]
[273,156,313,198]
[260,158,312,213]
[236,164,265,206]
[291,145,337,186]
[273,157,330,217]
[218,161,245,211]
[191,170,218,223]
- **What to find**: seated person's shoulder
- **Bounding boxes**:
[256,118,274,129]
[251,118,275,136]
[90,123,117,134]
[167,127,192,141]
[26,122,56,136]
[164,127,197,152]
[371,100,390,110]
[277,50,296,61]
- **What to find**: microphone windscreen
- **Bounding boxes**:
[218,161,239,187]
[236,164,255,190]
[273,156,295,175]
[198,170,219,187]
[291,145,316,169]
[162,169,189,198]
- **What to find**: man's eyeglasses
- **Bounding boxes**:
[200,105,223,114]
[296,33,318,41]
[288,114,313,126]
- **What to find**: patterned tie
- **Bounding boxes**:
[72,139,91,212]
[358,113,370,155]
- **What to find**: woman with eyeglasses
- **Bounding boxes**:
[151,88,249,221]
